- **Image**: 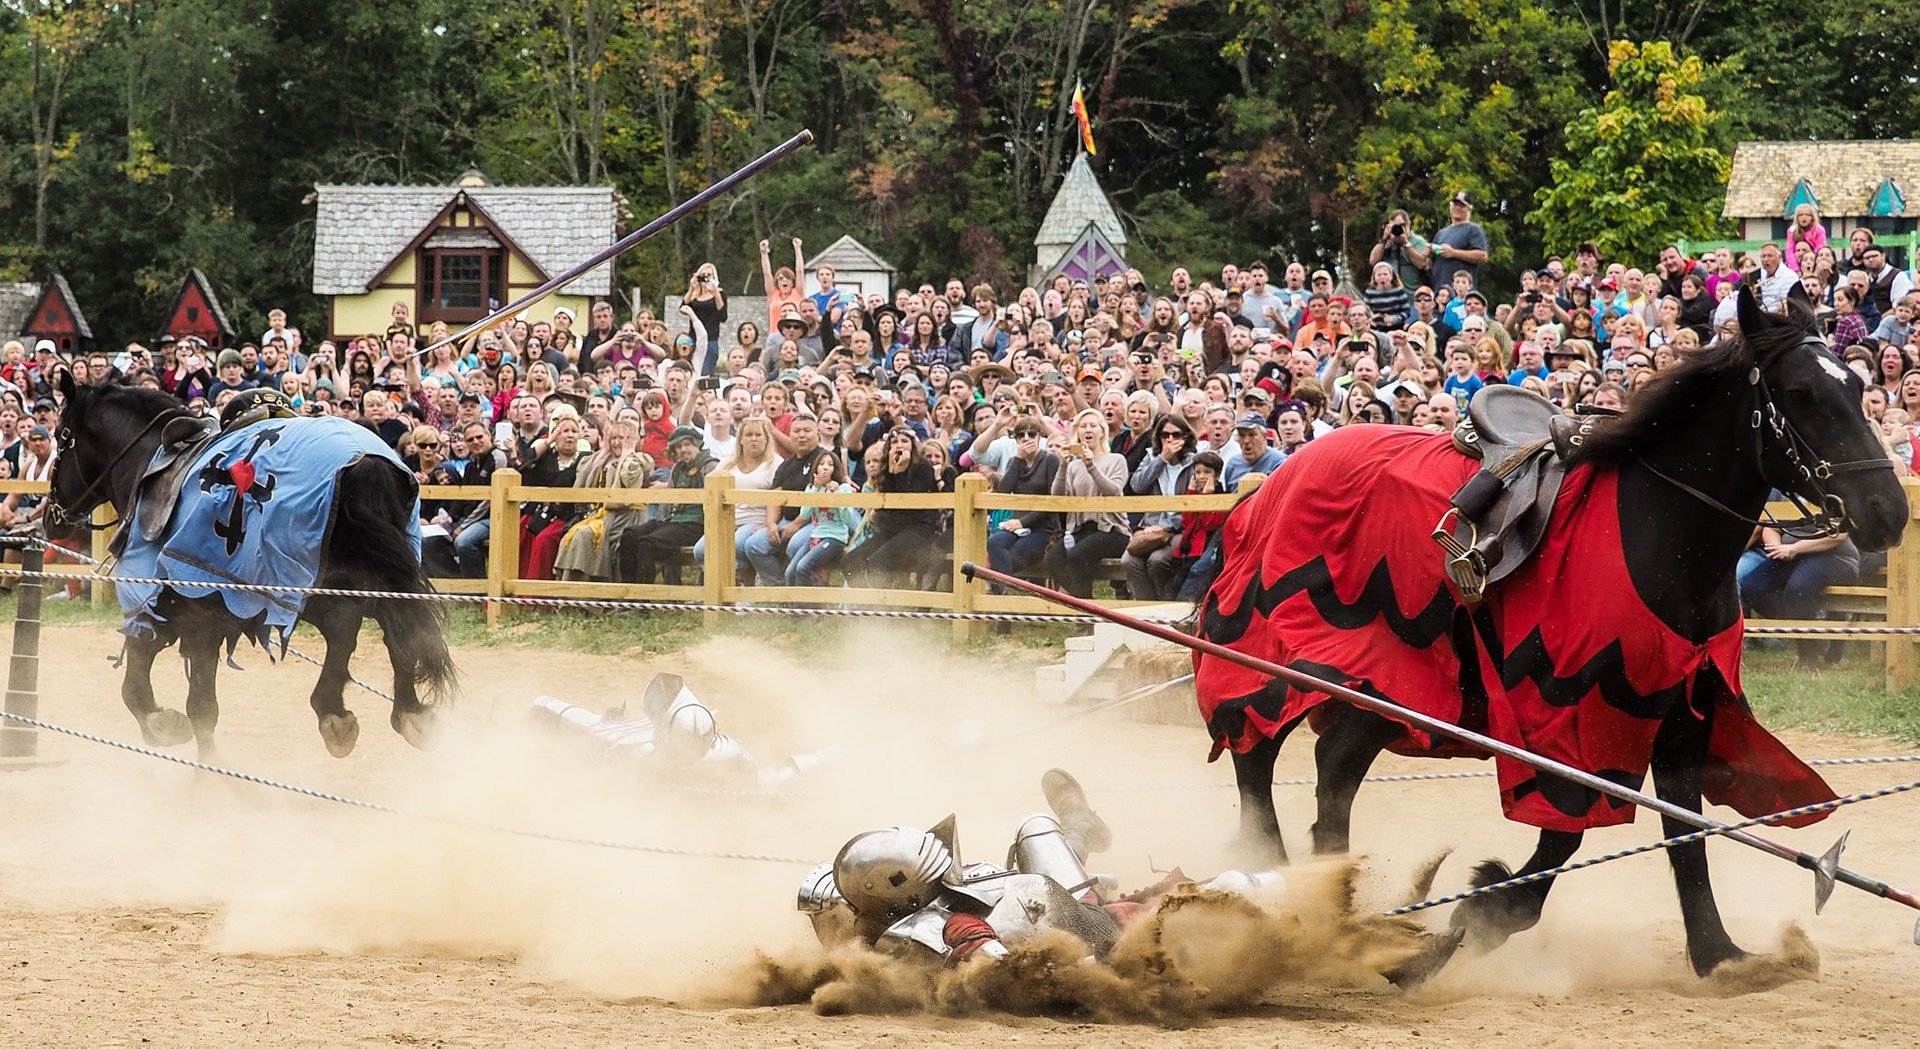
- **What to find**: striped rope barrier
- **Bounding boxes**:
[0,706,811,865]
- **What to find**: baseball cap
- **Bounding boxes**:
[1233,411,1269,432]
[1463,290,1489,305]
[1413,286,1434,300]
[1242,385,1273,404]
[1450,190,1473,206]
[33,339,56,355]
[552,306,575,321]
[1311,269,1333,283]
[32,397,56,412]
[27,425,50,440]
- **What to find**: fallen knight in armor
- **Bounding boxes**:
[797,769,1464,987]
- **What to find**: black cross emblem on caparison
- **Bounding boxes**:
[196,426,284,555]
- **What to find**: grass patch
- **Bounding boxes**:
[1743,646,1920,745]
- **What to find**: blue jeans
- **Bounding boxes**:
[690,521,763,583]
[742,522,812,585]
[701,338,722,376]
[1736,547,1858,620]
[454,519,490,578]
[786,536,846,587]
[986,526,1053,587]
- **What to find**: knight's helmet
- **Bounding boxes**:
[219,388,297,432]
[639,671,717,762]
[831,814,962,923]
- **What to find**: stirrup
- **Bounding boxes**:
[1431,508,1487,604]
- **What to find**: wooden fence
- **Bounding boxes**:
[10,473,1920,688]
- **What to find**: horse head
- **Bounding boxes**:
[1738,286,1909,552]
[47,371,187,528]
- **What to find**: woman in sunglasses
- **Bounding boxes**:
[1121,413,1198,599]
[840,425,941,588]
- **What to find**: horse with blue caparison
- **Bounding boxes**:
[47,378,454,761]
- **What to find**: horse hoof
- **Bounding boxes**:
[142,709,193,747]
[319,713,360,758]
[1383,927,1466,989]
[392,708,440,751]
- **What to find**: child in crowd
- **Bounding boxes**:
[1172,451,1229,602]
[1442,346,1484,405]
[787,452,860,586]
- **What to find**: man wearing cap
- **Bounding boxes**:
[771,312,817,366]
[1222,412,1286,488]
[1384,380,1424,423]
[617,426,714,585]
[1431,191,1489,290]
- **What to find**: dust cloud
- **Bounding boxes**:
[742,864,1425,1027]
[0,619,1844,1026]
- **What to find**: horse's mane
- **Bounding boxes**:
[81,381,187,422]
[1568,302,1814,465]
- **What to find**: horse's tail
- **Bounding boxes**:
[335,457,458,705]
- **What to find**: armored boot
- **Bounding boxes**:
[1041,767,1112,857]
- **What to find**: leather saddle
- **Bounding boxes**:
[1434,386,1604,602]
[110,414,221,555]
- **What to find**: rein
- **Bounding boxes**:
[1639,338,1895,537]
[48,407,196,530]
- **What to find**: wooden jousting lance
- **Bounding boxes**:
[412,128,816,362]
[961,561,1920,938]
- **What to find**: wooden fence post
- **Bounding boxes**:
[702,473,737,629]
[1885,479,1920,692]
[486,468,520,630]
[951,473,988,644]
[89,504,114,607]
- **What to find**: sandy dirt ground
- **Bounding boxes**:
[1,619,1918,1047]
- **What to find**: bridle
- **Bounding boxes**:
[1639,335,1896,537]
[46,406,195,530]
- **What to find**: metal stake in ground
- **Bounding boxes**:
[962,562,1920,936]
[0,537,44,761]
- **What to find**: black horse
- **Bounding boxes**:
[47,374,454,759]
[1193,288,1908,978]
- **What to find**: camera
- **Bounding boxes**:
[1390,221,1406,237]
[697,376,721,391]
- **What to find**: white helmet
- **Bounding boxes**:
[832,825,955,922]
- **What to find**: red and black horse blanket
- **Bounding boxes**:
[1194,425,1835,833]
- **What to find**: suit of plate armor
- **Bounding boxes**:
[798,771,1284,962]
[529,672,833,788]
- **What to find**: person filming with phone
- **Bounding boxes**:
[1368,208,1431,292]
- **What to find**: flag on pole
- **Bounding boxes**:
[1071,80,1096,155]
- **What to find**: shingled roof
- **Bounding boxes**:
[802,234,897,275]
[311,183,617,296]
[0,283,39,342]
[1034,153,1126,248]
[1724,140,1920,218]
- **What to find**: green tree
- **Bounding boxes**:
[1528,40,1731,258]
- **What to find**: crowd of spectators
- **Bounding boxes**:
[4,201,1916,627]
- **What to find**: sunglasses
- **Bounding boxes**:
[1158,430,1185,440]
[417,441,441,449]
